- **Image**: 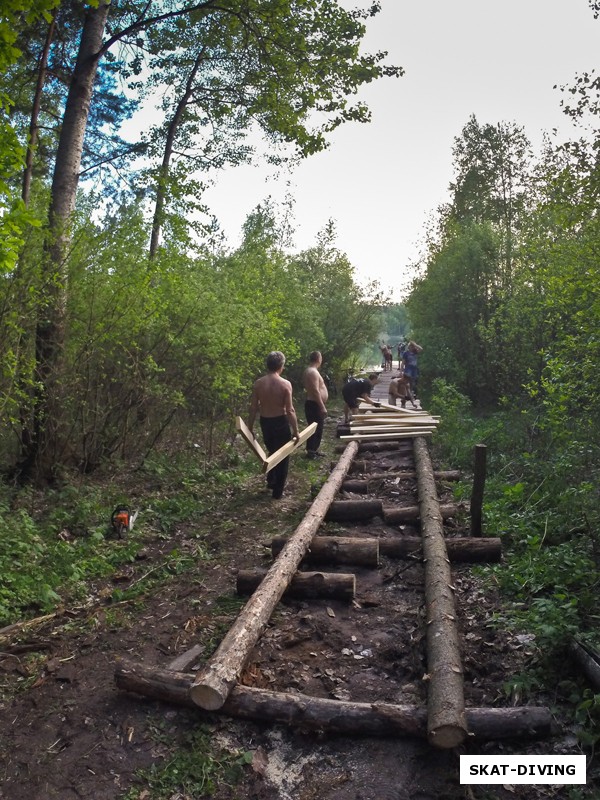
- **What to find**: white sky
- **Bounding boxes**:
[196,2,598,301]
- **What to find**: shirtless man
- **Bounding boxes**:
[302,351,328,459]
[389,372,417,408]
[248,351,299,499]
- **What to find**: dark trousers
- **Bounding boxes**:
[304,400,324,453]
[260,415,291,498]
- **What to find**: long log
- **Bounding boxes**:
[325,499,383,521]
[341,431,434,441]
[379,536,502,563]
[342,471,461,493]
[383,504,465,524]
[115,660,553,741]
[189,441,359,710]
[271,535,380,567]
[236,569,356,601]
[569,638,600,691]
[335,442,414,454]
[414,437,467,748]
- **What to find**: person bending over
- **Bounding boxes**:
[248,351,299,499]
[342,373,380,423]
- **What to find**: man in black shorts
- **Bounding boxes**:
[342,373,380,422]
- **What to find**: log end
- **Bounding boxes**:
[428,723,467,749]
[189,682,226,711]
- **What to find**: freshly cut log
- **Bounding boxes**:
[414,436,467,748]
[271,535,379,567]
[569,639,600,691]
[379,536,502,563]
[236,569,356,601]
[335,442,414,454]
[343,471,461,491]
[189,441,359,710]
[383,504,464,524]
[325,499,383,521]
[115,660,553,741]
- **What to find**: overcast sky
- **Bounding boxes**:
[201,1,598,302]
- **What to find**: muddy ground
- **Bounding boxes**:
[0,415,592,800]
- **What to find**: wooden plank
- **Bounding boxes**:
[262,422,317,474]
[235,416,267,464]
[348,424,438,433]
[358,401,424,414]
[340,430,434,440]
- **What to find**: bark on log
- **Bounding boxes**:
[383,504,465,525]
[189,441,359,710]
[569,639,600,691]
[335,442,414,454]
[379,536,501,563]
[115,660,553,741]
[325,499,383,521]
[271,535,379,567]
[236,569,356,601]
[342,471,461,493]
[414,436,467,748]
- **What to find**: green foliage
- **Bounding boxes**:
[122,725,251,800]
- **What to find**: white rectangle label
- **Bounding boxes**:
[460,755,586,784]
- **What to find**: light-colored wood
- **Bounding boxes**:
[358,401,424,414]
[189,440,359,710]
[262,422,317,474]
[341,430,434,440]
[383,504,463,524]
[235,416,267,464]
[348,424,438,433]
[116,660,553,741]
[414,436,467,748]
[350,416,439,425]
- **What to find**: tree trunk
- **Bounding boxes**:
[379,536,501,563]
[569,639,600,691]
[115,660,552,741]
[271,535,379,567]
[335,442,414,454]
[325,499,383,521]
[342,471,461,492]
[189,441,359,710]
[414,437,467,748]
[23,0,111,480]
[149,50,205,258]
[383,504,465,525]
[236,569,356,600]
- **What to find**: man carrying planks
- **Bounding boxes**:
[248,351,300,499]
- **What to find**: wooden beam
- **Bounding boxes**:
[262,422,317,474]
[235,416,267,464]
[383,504,464,524]
[189,440,359,710]
[325,499,383,521]
[115,660,553,741]
[340,430,434,440]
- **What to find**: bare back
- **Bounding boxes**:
[251,373,294,418]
